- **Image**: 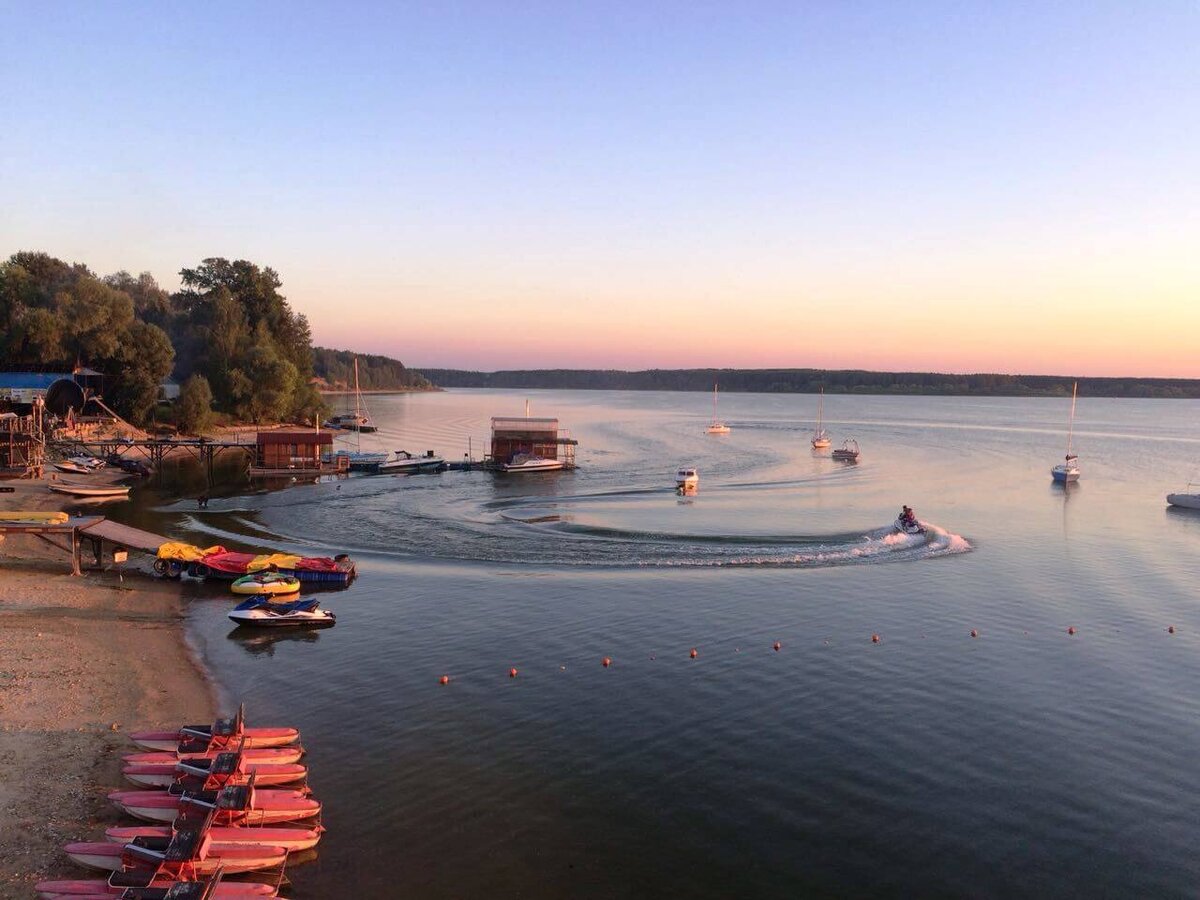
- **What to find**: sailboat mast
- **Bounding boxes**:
[713,382,718,422]
[354,358,362,453]
[817,387,824,430]
[1065,381,1077,456]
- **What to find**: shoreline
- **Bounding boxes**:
[0,479,217,899]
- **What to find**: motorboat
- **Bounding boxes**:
[811,387,831,449]
[228,596,335,629]
[104,824,322,854]
[54,461,95,475]
[831,439,860,462]
[500,455,565,473]
[230,573,301,597]
[378,450,445,473]
[124,748,304,767]
[705,382,731,434]
[129,706,299,753]
[676,467,699,489]
[1051,382,1081,484]
[35,868,278,899]
[109,784,321,826]
[68,455,106,469]
[322,413,377,433]
[49,483,131,498]
[1167,491,1200,509]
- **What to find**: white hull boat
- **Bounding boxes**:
[1051,382,1082,484]
[379,450,445,473]
[811,387,831,448]
[49,483,130,498]
[501,455,565,473]
[676,467,699,489]
[705,382,731,434]
[63,841,287,875]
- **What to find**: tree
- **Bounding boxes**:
[176,374,215,434]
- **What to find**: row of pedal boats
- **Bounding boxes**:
[38,707,319,899]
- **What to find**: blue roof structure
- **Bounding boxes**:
[0,373,72,389]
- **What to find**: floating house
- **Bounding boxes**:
[249,429,341,477]
[489,416,577,469]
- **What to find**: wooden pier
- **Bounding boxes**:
[0,515,166,575]
[51,437,253,480]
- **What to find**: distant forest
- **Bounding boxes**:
[312,348,434,391]
[418,368,1200,399]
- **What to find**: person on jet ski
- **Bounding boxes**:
[900,505,917,527]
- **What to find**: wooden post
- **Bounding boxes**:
[70,528,82,576]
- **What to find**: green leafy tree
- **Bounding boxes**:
[176,374,215,434]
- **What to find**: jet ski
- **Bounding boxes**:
[894,515,926,535]
[227,596,335,629]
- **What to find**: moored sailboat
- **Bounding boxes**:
[811,387,831,449]
[1051,382,1081,484]
[705,383,731,434]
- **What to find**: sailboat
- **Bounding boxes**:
[705,383,731,434]
[1051,382,1081,484]
[325,359,387,470]
[811,388,831,449]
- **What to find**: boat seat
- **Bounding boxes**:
[211,716,237,737]
[217,785,250,810]
[109,871,157,888]
[163,828,204,861]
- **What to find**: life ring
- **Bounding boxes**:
[231,572,302,596]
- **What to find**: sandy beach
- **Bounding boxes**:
[0,480,215,898]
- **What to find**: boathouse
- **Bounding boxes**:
[250,429,336,476]
[489,417,578,467]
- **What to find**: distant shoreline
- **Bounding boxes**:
[413,368,1200,400]
[319,387,443,396]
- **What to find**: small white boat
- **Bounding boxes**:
[501,455,565,473]
[811,388,831,449]
[1167,491,1200,510]
[68,455,106,470]
[379,450,445,473]
[831,439,860,462]
[1051,382,1081,484]
[705,382,731,434]
[676,467,699,489]
[49,483,131,498]
[53,461,94,475]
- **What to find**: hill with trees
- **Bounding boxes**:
[312,348,434,392]
[417,367,1200,399]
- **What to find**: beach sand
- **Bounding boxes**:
[0,480,214,898]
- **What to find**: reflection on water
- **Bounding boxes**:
[226,627,324,658]
[108,390,1200,898]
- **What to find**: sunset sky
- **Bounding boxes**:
[3,2,1198,376]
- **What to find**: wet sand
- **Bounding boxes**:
[0,481,214,898]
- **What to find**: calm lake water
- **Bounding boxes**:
[110,390,1200,897]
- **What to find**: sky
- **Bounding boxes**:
[2,1,1198,376]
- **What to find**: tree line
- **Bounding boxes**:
[0,251,325,426]
[417,368,1200,399]
[311,348,433,392]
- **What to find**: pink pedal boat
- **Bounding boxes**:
[129,706,299,754]
[110,781,321,826]
[36,868,278,899]
[123,747,307,789]
[64,811,287,876]
[105,825,321,854]
[123,748,303,767]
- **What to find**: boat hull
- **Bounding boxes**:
[1051,466,1080,483]
[63,841,286,874]
[104,824,321,852]
[228,609,335,628]
[1167,493,1200,509]
[705,425,730,435]
[122,762,307,788]
[36,878,277,898]
[124,747,304,766]
[128,727,299,752]
[109,789,321,825]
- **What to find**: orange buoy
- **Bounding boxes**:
[773,641,781,652]
[970,629,978,638]
[509,667,518,678]
[602,656,612,668]
[1168,625,1176,634]
[1067,626,1076,636]
[871,633,881,644]
[439,675,450,685]
[689,648,698,659]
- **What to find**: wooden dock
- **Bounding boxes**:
[0,516,168,575]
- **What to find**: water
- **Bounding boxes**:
[117,390,1200,897]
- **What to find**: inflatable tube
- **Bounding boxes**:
[231,573,301,596]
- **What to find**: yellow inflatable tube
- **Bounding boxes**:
[0,511,69,525]
[231,572,302,596]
